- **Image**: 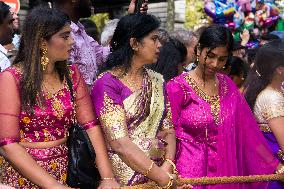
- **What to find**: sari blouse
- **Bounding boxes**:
[0,65,98,147]
[91,69,173,185]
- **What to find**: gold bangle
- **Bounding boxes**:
[144,161,154,177]
[165,158,176,171]
[101,177,115,181]
[276,165,284,174]
[157,172,174,189]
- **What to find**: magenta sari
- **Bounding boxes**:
[167,73,279,189]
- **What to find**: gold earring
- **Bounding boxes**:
[40,44,49,71]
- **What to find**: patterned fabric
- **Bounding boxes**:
[167,72,279,189]
[0,66,76,145]
[69,22,110,86]
[91,69,173,186]
[0,144,68,188]
[254,88,284,127]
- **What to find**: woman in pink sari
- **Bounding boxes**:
[0,7,119,189]
[167,25,283,189]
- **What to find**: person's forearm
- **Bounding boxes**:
[87,126,115,178]
[110,137,171,186]
[1,143,62,189]
[164,129,176,160]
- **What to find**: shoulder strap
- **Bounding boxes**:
[66,67,75,103]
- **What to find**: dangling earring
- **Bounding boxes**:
[40,44,49,71]
[196,55,199,64]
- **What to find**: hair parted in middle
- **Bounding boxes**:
[12,6,71,112]
[99,13,160,74]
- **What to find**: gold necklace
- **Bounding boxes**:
[124,73,141,91]
[193,70,217,88]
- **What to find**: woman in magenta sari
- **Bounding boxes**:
[245,40,284,189]
[91,14,189,188]
[0,7,119,189]
[167,25,283,189]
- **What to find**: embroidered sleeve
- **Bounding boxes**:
[162,97,174,130]
[99,92,128,141]
[258,90,284,121]
[91,75,128,141]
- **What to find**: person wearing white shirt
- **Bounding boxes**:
[0,2,14,72]
[0,44,9,71]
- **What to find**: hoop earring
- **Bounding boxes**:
[40,44,49,71]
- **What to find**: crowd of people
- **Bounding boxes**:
[0,0,283,189]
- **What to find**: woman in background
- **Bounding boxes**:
[245,40,284,189]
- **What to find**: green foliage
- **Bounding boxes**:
[184,0,209,29]
[90,13,109,33]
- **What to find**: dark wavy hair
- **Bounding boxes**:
[12,7,71,112]
[195,24,234,82]
[196,24,234,62]
[99,13,160,73]
[244,40,284,110]
[150,38,187,81]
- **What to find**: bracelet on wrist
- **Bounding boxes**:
[101,177,115,181]
[144,161,154,177]
[157,172,174,189]
[165,158,178,174]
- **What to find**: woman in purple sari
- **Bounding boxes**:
[245,40,284,189]
[91,14,187,188]
[167,25,282,189]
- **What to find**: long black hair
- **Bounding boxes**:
[244,40,284,110]
[195,25,234,82]
[13,7,71,112]
[99,13,160,74]
[150,38,187,81]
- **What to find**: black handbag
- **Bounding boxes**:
[66,75,101,189]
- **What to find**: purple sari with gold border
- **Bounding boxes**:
[91,69,173,186]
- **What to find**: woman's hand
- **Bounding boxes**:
[128,0,149,13]
[98,179,120,189]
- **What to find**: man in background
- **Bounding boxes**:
[0,1,14,72]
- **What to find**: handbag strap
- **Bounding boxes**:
[66,68,77,124]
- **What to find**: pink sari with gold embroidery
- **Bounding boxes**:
[167,73,279,189]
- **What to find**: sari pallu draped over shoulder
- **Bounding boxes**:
[166,73,279,189]
[91,69,173,186]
